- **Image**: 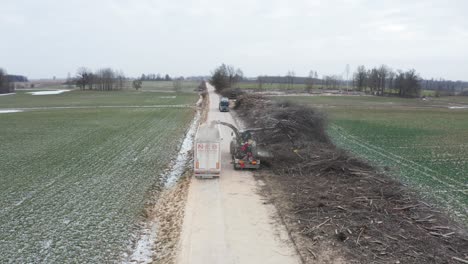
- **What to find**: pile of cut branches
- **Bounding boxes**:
[235,94,468,263]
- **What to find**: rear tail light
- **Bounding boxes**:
[251,160,257,165]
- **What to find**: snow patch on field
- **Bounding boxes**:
[0,93,15,96]
[29,90,70,95]
[164,110,200,187]
[123,223,158,264]
[448,106,468,109]
[0,109,23,114]
[159,96,176,99]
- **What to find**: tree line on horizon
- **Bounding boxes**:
[209,64,425,98]
[353,65,421,97]
[238,65,467,98]
[73,67,127,91]
[139,73,173,81]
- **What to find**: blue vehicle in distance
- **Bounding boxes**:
[219,97,230,112]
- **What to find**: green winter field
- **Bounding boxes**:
[275,95,468,223]
[141,80,200,92]
[0,89,198,262]
[0,89,196,108]
[238,82,311,90]
[237,81,438,97]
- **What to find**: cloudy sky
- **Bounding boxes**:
[1,0,467,80]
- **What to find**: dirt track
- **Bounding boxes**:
[176,84,300,264]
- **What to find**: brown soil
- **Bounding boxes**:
[151,172,191,264]
[235,94,468,264]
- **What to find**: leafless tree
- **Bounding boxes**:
[367,68,379,94]
[173,77,183,92]
[76,67,125,91]
[377,65,390,96]
[323,75,341,90]
[354,65,367,91]
[209,64,243,91]
[133,79,142,90]
[115,70,126,90]
[387,70,396,93]
[226,65,243,88]
[305,70,316,93]
[95,68,114,91]
[345,64,350,92]
[286,71,295,90]
[66,72,73,88]
[0,68,11,94]
[395,69,421,98]
[76,67,93,90]
[257,76,264,91]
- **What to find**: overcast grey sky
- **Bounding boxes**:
[1,0,467,80]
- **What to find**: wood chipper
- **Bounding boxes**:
[214,121,262,170]
[194,124,221,178]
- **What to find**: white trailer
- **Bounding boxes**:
[194,125,221,178]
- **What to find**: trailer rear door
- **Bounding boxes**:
[195,142,220,177]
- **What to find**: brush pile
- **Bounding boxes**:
[219,87,245,99]
[235,95,370,177]
[234,94,468,263]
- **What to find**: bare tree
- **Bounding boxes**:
[96,68,115,91]
[0,68,11,94]
[286,71,295,91]
[345,64,350,92]
[115,70,126,90]
[323,75,331,89]
[291,71,295,90]
[367,68,379,94]
[354,65,367,91]
[209,64,243,92]
[76,67,125,91]
[257,76,264,91]
[133,79,142,90]
[387,70,396,94]
[305,70,316,93]
[76,67,93,90]
[377,65,390,96]
[395,69,421,98]
[224,65,243,88]
[323,75,340,90]
[314,71,319,89]
[210,64,229,91]
[66,72,73,88]
[173,77,183,92]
